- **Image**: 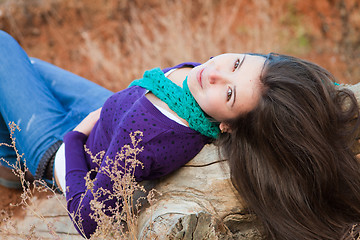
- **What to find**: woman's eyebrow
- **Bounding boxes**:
[231,55,246,108]
[232,86,237,107]
[239,55,246,70]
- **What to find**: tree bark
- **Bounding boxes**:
[136,144,263,240]
[340,83,360,154]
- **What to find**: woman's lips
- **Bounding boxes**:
[197,68,204,88]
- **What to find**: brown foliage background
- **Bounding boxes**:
[0,0,359,92]
[0,0,359,225]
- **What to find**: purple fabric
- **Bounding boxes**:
[64,62,209,238]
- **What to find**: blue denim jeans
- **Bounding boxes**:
[0,30,113,179]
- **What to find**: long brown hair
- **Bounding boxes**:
[218,54,360,239]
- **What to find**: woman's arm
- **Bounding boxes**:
[64,108,101,237]
[73,108,102,136]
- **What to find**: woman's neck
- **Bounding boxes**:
[145,67,192,126]
[166,67,192,86]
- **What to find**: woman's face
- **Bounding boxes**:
[187,53,266,123]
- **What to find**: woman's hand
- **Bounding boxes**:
[73,108,102,136]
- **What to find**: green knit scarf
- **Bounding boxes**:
[129,68,220,138]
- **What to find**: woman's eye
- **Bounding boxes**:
[227,87,233,101]
[233,59,240,71]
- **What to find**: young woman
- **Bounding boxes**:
[0,30,359,239]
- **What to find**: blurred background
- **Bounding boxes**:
[0,0,359,92]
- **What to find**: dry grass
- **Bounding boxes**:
[0,122,66,239]
[0,123,158,239]
[77,130,153,239]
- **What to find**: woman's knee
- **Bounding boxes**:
[0,30,18,46]
[0,30,27,62]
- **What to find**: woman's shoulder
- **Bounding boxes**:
[105,85,147,105]
[162,62,201,73]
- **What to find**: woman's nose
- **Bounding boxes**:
[208,69,227,84]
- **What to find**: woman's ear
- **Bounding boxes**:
[219,122,232,133]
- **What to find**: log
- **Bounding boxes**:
[340,83,360,154]
[0,194,82,240]
[136,144,263,240]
